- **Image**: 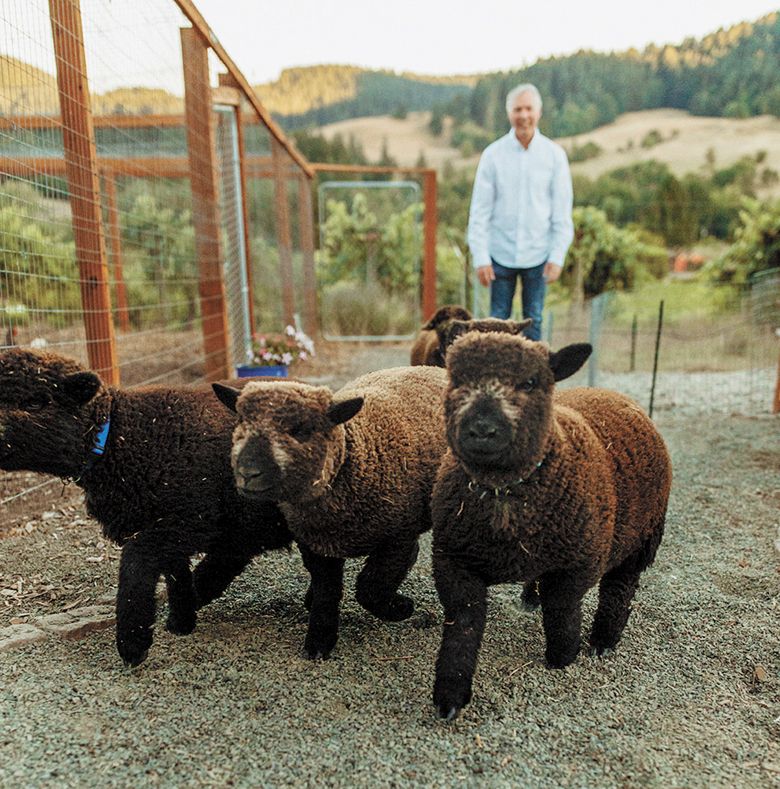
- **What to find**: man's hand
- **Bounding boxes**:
[544,262,562,283]
[476,265,495,287]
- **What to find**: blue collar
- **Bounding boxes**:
[91,418,111,456]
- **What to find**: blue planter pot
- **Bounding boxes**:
[236,364,288,378]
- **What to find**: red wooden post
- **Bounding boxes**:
[297,176,318,338]
[272,139,296,327]
[49,0,119,383]
[103,174,130,332]
[422,169,438,321]
[181,26,230,380]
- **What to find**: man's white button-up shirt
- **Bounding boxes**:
[467,130,574,270]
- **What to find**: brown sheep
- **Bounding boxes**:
[213,365,448,659]
[430,332,672,719]
[0,348,291,666]
[409,305,472,366]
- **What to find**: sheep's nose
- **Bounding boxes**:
[467,418,498,440]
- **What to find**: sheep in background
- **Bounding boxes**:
[214,365,448,659]
[0,348,291,666]
[410,305,472,366]
[431,332,672,719]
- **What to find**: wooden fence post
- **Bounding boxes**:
[297,176,318,338]
[422,169,438,320]
[181,26,230,380]
[272,138,296,327]
[49,0,118,383]
[103,173,130,332]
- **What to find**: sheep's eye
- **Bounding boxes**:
[24,394,50,412]
[520,377,537,392]
[288,423,313,442]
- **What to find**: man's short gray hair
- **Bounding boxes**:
[505,83,543,113]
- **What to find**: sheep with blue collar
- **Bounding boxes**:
[0,348,291,666]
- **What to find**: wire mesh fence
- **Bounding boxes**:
[472,272,779,416]
[0,0,314,520]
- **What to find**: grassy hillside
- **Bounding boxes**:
[0,55,59,115]
[316,108,780,197]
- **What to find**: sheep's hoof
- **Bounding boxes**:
[589,643,615,658]
[304,632,337,660]
[120,648,149,668]
[545,644,580,669]
[433,678,471,720]
[165,611,196,636]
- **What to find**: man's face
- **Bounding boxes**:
[508,91,541,140]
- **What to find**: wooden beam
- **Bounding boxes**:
[422,169,438,320]
[49,0,119,384]
[172,0,313,179]
[297,176,318,338]
[211,85,241,107]
[271,138,296,327]
[181,26,230,380]
[103,174,130,332]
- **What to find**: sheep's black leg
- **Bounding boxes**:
[192,551,253,609]
[354,538,419,621]
[590,553,644,656]
[116,535,167,667]
[299,544,344,660]
[432,553,488,720]
[539,571,589,669]
[521,580,541,611]
[164,556,197,636]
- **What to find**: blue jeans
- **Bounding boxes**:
[489,260,546,341]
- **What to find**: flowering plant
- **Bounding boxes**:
[249,325,315,367]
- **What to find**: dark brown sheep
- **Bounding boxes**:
[214,365,448,659]
[410,305,472,366]
[0,348,291,666]
[431,332,672,719]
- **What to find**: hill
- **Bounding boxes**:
[252,66,475,130]
[316,108,780,198]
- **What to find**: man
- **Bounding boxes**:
[467,83,574,341]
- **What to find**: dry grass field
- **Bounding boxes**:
[319,108,780,196]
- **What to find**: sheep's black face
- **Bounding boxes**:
[445,334,592,480]
[445,333,556,477]
[230,382,362,504]
[0,349,103,477]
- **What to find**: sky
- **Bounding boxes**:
[193,0,780,84]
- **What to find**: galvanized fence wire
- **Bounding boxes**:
[549,283,778,417]
[0,0,312,521]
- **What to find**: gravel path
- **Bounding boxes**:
[0,343,778,787]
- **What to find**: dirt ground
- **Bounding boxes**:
[0,342,778,787]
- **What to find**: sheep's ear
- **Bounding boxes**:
[212,383,241,413]
[62,372,101,404]
[549,343,592,381]
[437,318,471,350]
[327,397,363,426]
[507,318,533,334]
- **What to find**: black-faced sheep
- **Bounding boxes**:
[430,332,672,719]
[213,365,448,659]
[0,348,291,666]
[410,305,472,366]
